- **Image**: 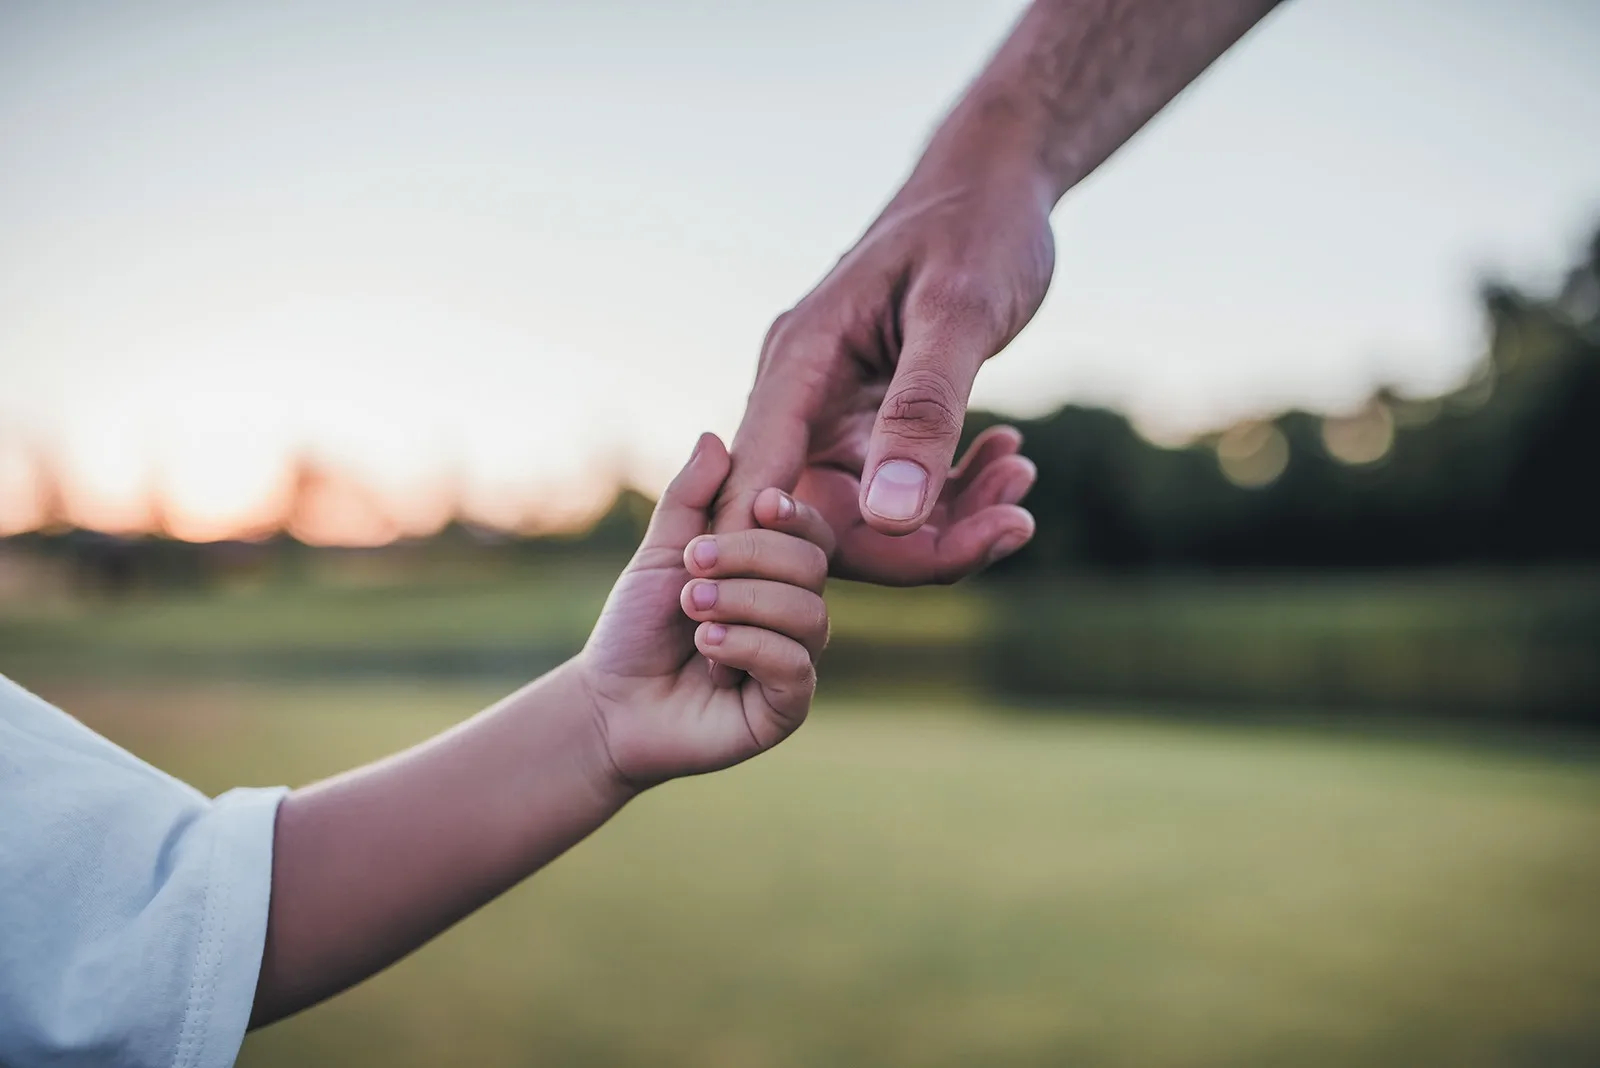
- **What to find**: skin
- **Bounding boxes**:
[717,0,1288,586]
[248,0,1291,1026]
[250,434,832,1026]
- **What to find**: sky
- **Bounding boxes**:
[1,0,1597,541]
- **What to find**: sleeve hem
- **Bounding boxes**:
[176,785,288,1068]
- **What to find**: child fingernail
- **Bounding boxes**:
[691,581,718,610]
[703,623,728,645]
[776,492,795,520]
[692,538,718,569]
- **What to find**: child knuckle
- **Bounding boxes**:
[742,533,769,572]
[741,581,765,613]
[805,544,829,586]
[808,598,829,638]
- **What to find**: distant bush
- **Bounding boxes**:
[967,227,1600,574]
[980,571,1600,723]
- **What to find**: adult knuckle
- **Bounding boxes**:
[883,373,964,443]
[759,299,830,366]
[760,309,797,358]
[912,271,996,328]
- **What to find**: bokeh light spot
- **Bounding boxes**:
[1216,422,1290,488]
[1321,401,1396,466]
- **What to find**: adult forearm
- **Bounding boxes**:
[249,663,627,1027]
[913,0,1285,205]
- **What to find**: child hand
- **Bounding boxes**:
[576,433,835,791]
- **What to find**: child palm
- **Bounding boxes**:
[579,434,832,788]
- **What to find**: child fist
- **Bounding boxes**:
[577,433,834,791]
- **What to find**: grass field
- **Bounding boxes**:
[0,569,983,676]
[7,566,1595,715]
[30,678,1600,1068]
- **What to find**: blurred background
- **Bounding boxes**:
[3,1,1598,1065]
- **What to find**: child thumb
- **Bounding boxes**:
[641,433,730,551]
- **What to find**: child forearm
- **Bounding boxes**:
[247,662,628,1027]
[246,440,830,1029]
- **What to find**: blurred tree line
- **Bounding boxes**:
[967,227,1600,576]
[6,226,1598,586]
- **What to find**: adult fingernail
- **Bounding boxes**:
[776,492,795,520]
[1001,472,1033,505]
[703,623,728,645]
[865,460,928,521]
[691,581,718,610]
[691,538,718,569]
[986,531,1030,566]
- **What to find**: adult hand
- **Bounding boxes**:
[715,160,1052,585]
[712,0,1284,586]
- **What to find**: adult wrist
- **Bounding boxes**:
[903,82,1066,216]
[912,0,1288,209]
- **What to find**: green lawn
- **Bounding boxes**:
[8,568,1594,715]
[35,679,1600,1068]
[0,571,984,668]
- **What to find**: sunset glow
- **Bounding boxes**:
[3,1,1597,543]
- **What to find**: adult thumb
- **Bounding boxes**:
[859,289,990,534]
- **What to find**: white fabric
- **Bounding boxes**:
[0,673,284,1068]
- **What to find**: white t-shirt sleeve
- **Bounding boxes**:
[0,673,286,1068]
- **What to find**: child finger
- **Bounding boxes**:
[682,530,828,592]
[681,578,829,656]
[695,623,815,730]
[751,488,836,559]
[641,433,731,553]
